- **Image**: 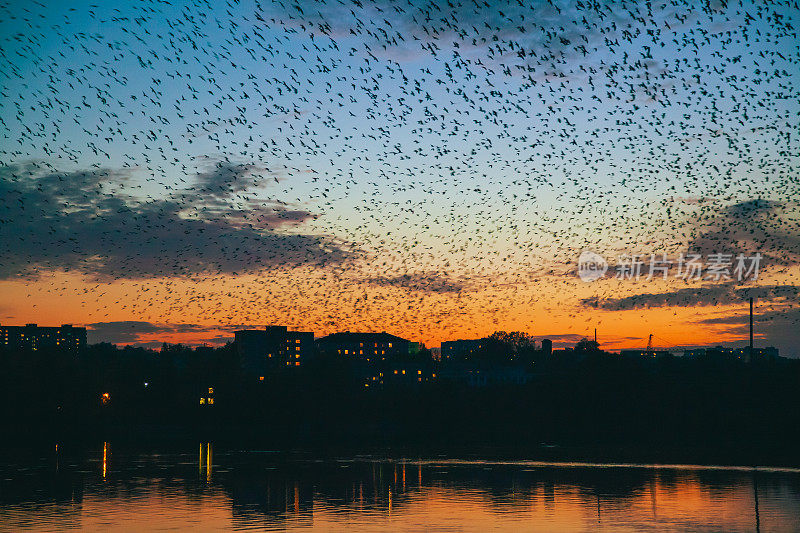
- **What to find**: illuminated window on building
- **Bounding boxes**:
[200,398,206,405]
[207,398,214,405]
[208,387,214,394]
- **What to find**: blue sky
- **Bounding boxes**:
[1,0,799,351]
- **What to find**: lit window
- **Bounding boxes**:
[200,398,206,405]
[259,376,265,381]
[418,370,422,375]
[393,370,398,374]
[388,343,392,348]
[207,398,214,405]
[294,361,300,366]
[402,370,406,374]
[208,387,214,394]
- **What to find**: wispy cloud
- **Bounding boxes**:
[0,162,350,280]
[687,199,800,267]
[86,320,210,344]
[365,271,468,293]
[699,307,800,357]
[582,285,799,311]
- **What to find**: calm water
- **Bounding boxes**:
[1,444,799,532]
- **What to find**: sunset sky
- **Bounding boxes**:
[1,0,799,354]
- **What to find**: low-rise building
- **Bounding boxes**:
[441,339,485,361]
[316,331,410,362]
[683,346,779,360]
[620,349,672,358]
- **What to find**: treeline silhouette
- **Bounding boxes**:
[1,336,799,465]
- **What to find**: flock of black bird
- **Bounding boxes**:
[0,0,798,346]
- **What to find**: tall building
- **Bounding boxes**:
[0,323,86,353]
[234,326,314,377]
[316,331,410,361]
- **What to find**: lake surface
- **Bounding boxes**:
[1,443,799,531]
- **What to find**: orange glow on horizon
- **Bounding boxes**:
[1,267,794,351]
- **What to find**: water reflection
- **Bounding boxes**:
[199,442,213,482]
[0,445,799,531]
[102,442,108,480]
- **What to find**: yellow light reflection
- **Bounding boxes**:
[206,442,212,482]
[102,442,108,480]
